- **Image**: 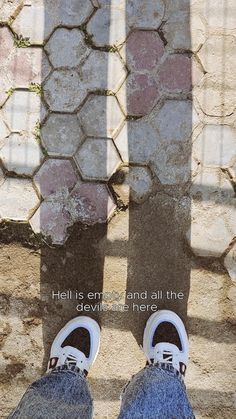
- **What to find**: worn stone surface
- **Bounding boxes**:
[0,0,23,22]
[77,95,124,138]
[12,0,94,44]
[45,28,89,69]
[198,35,236,76]
[0,166,5,186]
[0,177,39,221]
[0,116,10,148]
[34,159,78,199]
[187,201,236,257]
[68,182,116,224]
[41,114,84,157]
[194,74,236,117]
[30,200,72,245]
[0,133,43,176]
[44,70,87,112]
[127,0,165,29]
[124,30,165,72]
[115,120,159,164]
[117,73,160,116]
[115,166,153,204]
[193,125,236,168]
[224,244,236,282]
[190,167,235,203]
[87,7,126,47]
[200,0,236,31]
[74,138,121,181]
[158,54,192,93]
[80,51,127,93]
[3,91,46,132]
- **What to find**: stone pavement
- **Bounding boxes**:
[0,1,236,418]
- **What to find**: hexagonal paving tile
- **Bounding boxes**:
[190,167,235,202]
[68,181,116,224]
[115,120,159,164]
[8,48,51,87]
[30,200,72,245]
[44,70,87,112]
[0,27,15,105]
[198,35,236,75]
[0,177,39,221]
[127,0,165,29]
[186,201,236,257]
[77,95,125,138]
[45,28,90,69]
[3,91,46,132]
[74,138,121,181]
[0,0,23,23]
[194,74,236,117]
[147,100,198,185]
[117,73,160,117]
[12,0,94,44]
[123,30,165,72]
[0,133,43,176]
[87,5,126,47]
[150,100,198,141]
[158,54,192,93]
[193,125,236,168]
[200,0,236,31]
[80,50,127,93]
[41,114,84,157]
[224,243,236,282]
[112,166,153,204]
[163,12,206,52]
[34,159,78,199]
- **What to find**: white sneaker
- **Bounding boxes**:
[47,316,100,375]
[143,310,189,376]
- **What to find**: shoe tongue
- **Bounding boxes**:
[61,345,87,368]
[153,342,180,370]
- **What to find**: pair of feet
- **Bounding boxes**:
[47,310,189,377]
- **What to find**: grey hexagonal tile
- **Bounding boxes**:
[2,91,47,132]
[41,114,84,157]
[127,0,165,29]
[77,95,125,138]
[75,138,121,181]
[80,50,127,93]
[186,200,236,257]
[57,0,94,26]
[44,70,87,112]
[45,28,90,69]
[200,0,236,31]
[112,166,153,204]
[193,125,236,168]
[115,120,159,164]
[0,177,39,221]
[87,6,127,47]
[0,133,43,176]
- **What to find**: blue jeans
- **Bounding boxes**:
[8,365,194,419]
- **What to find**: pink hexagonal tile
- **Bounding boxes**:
[30,200,72,245]
[68,182,116,224]
[118,73,160,116]
[158,54,192,93]
[124,30,165,72]
[34,159,78,199]
[0,27,14,63]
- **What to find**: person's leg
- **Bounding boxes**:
[118,310,195,419]
[8,316,100,419]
